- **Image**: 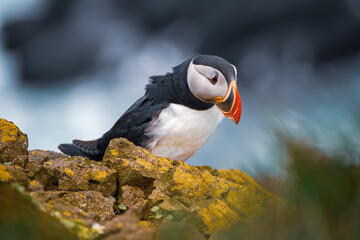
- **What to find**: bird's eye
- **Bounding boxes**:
[209,75,218,85]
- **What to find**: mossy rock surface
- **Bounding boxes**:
[0,119,28,166]
[0,118,289,239]
[104,138,287,235]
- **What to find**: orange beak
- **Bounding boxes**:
[216,82,242,125]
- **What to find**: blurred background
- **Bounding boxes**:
[1,0,360,176]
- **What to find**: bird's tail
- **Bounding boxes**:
[58,139,104,161]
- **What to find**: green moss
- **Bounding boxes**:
[118,204,127,210]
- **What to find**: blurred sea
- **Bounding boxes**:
[1,0,359,176]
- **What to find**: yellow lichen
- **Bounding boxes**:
[79,194,85,198]
[141,148,150,155]
[224,182,268,219]
[29,180,38,186]
[60,218,99,240]
[158,157,173,165]
[110,149,118,156]
[47,161,53,165]
[0,119,25,143]
[47,201,54,209]
[121,160,129,167]
[84,170,90,179]
[135,157,154,171]
[171,168,229,198]
[171,168,201,196]
[0,165,11,181]
[216,169,264,191]
[202,172,230,197]
[65,168,75,176]
[139,221,150,228]
[149,155,173,173]
[176,160,191,169]
[158,164,169,174]
[201,171,215,185]
[200,199,239,233]
[63,211,72,217]
[92,170,108,181]
[149,154,158,160]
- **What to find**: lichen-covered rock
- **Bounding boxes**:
[31,191,94,224]
[0,164,29,189]
[102,210,154,240]
[119,185,148,218]
[103,138,287,235]
[28,179,44,192]
[32,155,117,196]
[62,191,115,222]
[26,150,67,178]
[31,190,115,222]
[0,119,28,166]
[0,119,289,240]
[0,164,12,182]
[30,190,105,239]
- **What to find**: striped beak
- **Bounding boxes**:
[215,81,242,124]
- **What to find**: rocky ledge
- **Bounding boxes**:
[0,119,288,239]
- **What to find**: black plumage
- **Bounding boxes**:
[58,57,214,161]
[193,55,235,82]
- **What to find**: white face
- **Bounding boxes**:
[187,60,229,103]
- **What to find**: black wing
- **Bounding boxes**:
[58,96,169,160]
[96,96,169,150]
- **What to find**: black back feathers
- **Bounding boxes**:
[58,56,217,161]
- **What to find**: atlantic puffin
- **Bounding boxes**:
[58,55,242,161]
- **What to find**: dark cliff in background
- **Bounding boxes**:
[1,0,359,174]
[3,0,360,85]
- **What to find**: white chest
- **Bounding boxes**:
[145,104,223,161]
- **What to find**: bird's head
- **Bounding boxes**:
[187,55,242,124]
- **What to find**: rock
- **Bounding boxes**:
[29,190,104,239]
[0,182,78,240]
[62,191,115,222]
[31,190,95,225]
[119,185,148,218]
[26,150,67,178]
[0,119,289,239]
[32,155,117,196]
[0,119,28,167]
[0,165,29,190]
[31,190,115,223]
[28,179,44,192]
[103,138,287,235]
[102,210,154,240]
